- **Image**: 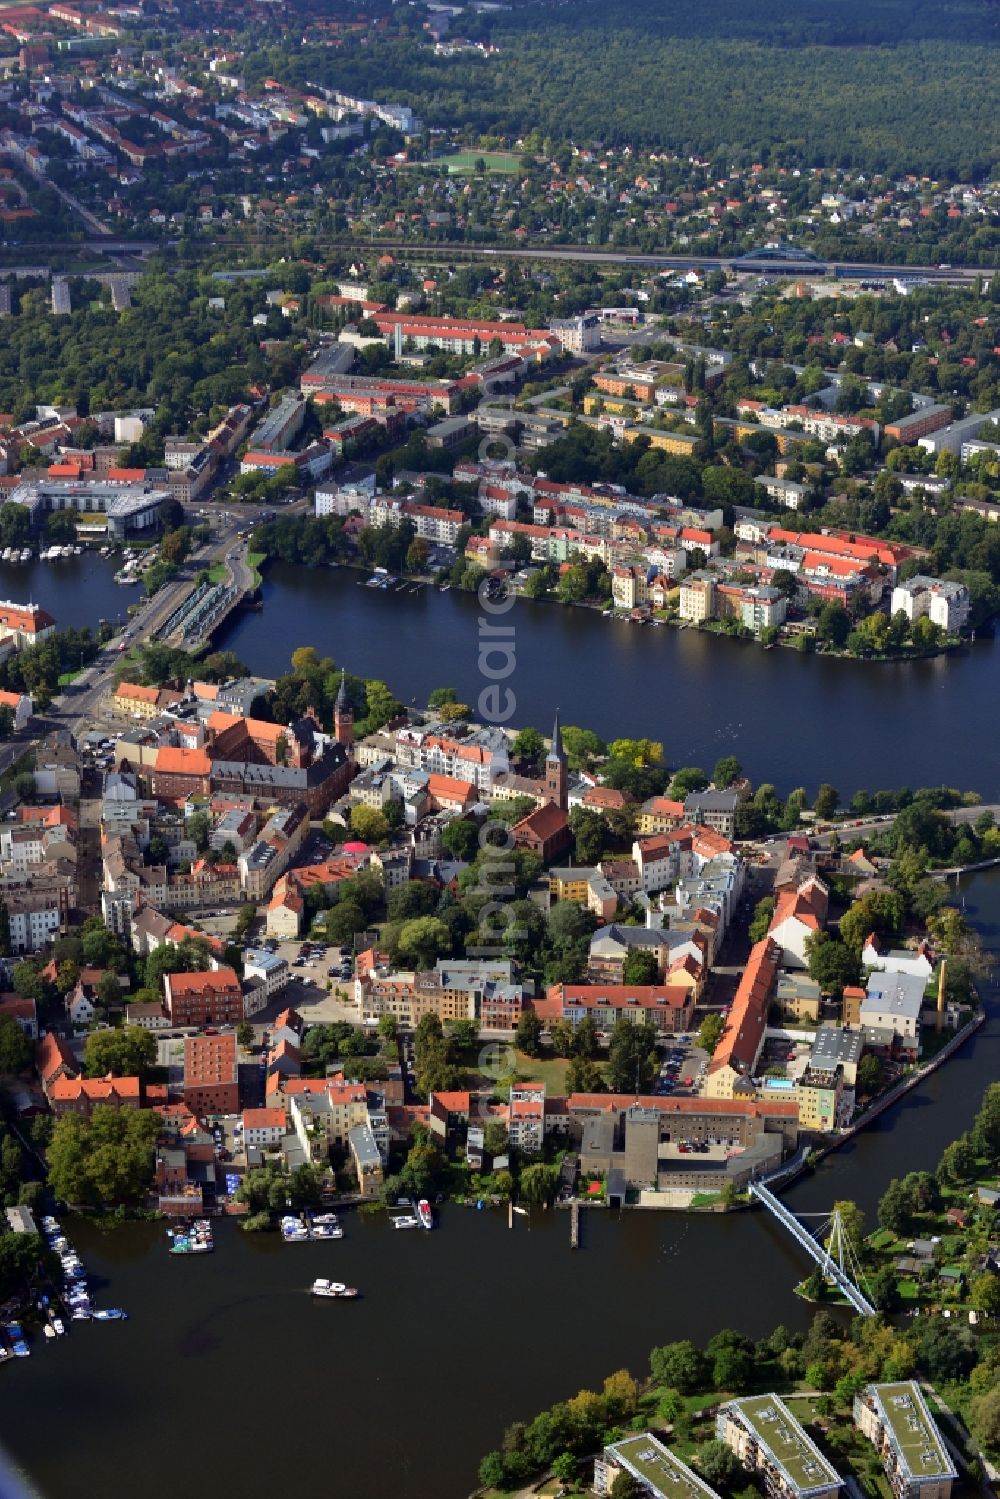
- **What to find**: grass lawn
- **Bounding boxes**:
[439,149,522,174]
[247,550,265,587]
[508,1049,606,1094]
[689,1192,720,1209]
[57,669,82,686]
[204,562,227,584]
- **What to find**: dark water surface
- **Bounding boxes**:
[217,563,1000,798]
[4,867,999,1499]
[0,555,126,634]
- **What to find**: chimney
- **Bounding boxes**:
[936,958,947,1032]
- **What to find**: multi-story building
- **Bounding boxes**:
[684,790,739,838]
[890,576,970,635]
[860,971,925,1057]
[183,1032,239,1116]
[716,1396,843,1499]
[508,1083,545,1154]
[534,982,695,1038]
[703,940,780,1100]
[0,601,56,649]
[853,1384,956,1499]
[241,1107,286,1149]
[164,967,244,1027]
[595,1435,723,1499]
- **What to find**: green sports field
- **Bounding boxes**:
[438,150,522,174]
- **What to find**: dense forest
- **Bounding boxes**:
[256,0,1000,178]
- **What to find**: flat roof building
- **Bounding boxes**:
[595,1435,723,1499]
[717,1395,842,1499]
[853,1383,956,1499]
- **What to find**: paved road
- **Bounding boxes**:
[4,236,988,284]
[805,804,1000,848]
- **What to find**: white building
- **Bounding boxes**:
[890,576,970,635]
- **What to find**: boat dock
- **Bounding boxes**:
[570,1200,580,1249]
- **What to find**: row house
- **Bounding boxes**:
[534,982,695,1038]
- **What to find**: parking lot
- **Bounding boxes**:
[653,1035,711,1097]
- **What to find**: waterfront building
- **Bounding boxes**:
[716,1395,843,1499]
[860,971,925,1057]
[595,1435,723,1499]
[852,1383,956,1499]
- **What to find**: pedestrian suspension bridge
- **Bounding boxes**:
[749,1181,876,1316]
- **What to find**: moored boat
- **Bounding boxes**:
[91,1308,127,1322]
[416,1200,433,1230]
[391,1214,420,1230]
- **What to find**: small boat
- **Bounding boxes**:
[391,1215,420,1230]
[280,1215,309,1242]
[43,1323,56,1340]
[167,1218,214,1254]
[41,1216,59,1234]
[50,1316,65,1337]
[5,1323,29,1356]
[310,1279,358,1299]
[416,1200,433,1231]
[310,1213,343,1241]
[70,1306,92,1321]
[91,1308,127,1322]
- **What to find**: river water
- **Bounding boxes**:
[3,867,998,1499]
[0,554,128,634]
[216,564,1000,799]
[2,554,999,1496]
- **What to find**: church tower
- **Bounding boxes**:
[334,669,353,750]
[544,708,568,811]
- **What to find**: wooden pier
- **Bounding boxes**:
[569,1200,580,1249]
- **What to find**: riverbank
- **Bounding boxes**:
[214,560,1000,798]
[250,550,972,666]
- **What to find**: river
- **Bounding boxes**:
[0,554,128,634]
[3,867,998,1499]
[215,564,1000,799]
[2,550,998,800]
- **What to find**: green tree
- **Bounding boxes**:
[566,1055,604,1093]
[350,804,390,843]
[937,1133,977,1184]
[623,949,659,986]
[814,783,840,820]
[516,1008,544,1056]
[520,1162,560,1204]
[47,1106,162,1208]
[608,1018,657,1093]
[856,1053,883,1095]
[696,1441,742,1487]
[236,1021,255,1048]
[970,1273,1000,1318]
[828,1200,865,1260]
[969,1389,1000,1456]
[698,1013,725,1054]
[83,1025,156,1079]
[712,756,742,789]
[806,933,858,994]
[0,1014,32,1075]
[749,896,775,943]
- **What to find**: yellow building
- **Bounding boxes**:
[622,426,701,456]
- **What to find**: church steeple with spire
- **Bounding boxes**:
[334,668,353,749]
[544,707,567,811]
